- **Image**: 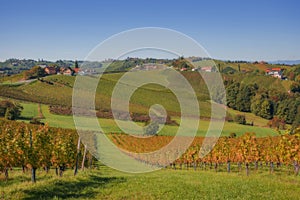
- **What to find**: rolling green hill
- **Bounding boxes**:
[0,70,292,120]
[0,60,296,137]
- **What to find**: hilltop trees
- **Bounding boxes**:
[226,81,300,127]
[226,82,240,109]
[276,97,300,124]
[251,93,274,120]
[23,66,46,79]
[235,84,258,112]
[172,57,193,70]
[226,82,258,112]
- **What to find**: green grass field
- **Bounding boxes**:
[19,102,39,120]
[1,165,299,200]
[26,104,277,137]
[6,71,284,137]
[0,71,293,119]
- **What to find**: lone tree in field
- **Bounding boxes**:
[0,100,23,120]
[144,121,159,135]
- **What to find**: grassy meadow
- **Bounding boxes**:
[1,165,299,200]
[1,71,292,117]
[19,102,39,120]
[16,103,279,137]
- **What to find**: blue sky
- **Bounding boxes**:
[0,0,299,61]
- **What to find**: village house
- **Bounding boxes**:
[265,68,283,79]
[180,67,188,71]
[73,67,80,74]
[44,66,57,75]
[38,64,47,68]
[201,66,213,72]
[62,67,74,76]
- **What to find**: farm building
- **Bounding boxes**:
[265,68,283,79]
[44,66,58,75]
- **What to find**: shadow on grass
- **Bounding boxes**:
[18,116,33,120]
[22,174,126,200]
[0,172,32,187]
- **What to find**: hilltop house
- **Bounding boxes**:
[265,68,283,79]
[38,64,47,68]
[180,67,188,71]
[201,66,213,72]
[73,67,80,74]
[62,67,74,76]
[44,66,57,75]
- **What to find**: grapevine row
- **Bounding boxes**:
[0,120,94,182]
[109,133,300,175]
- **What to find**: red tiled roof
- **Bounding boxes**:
[271,68,281,71]
[74,68,80,73]
[265,68,281,72]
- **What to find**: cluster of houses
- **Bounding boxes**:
[133,64,168,71]
[180,66,213,72]
[41,65,97,76]
[198,66,213,72]
[189,65,285,80]
[43,66,79,76]
[40,63,284,80]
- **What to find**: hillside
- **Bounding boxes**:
[1,58,299,135]
[0,70,292,116]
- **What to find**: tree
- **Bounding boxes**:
[0,100,23,120]
[235,84,258,112]
[226,82,240,109]
[251,94,263,116]
[234,114,246,125]
[276,98,300,124]
[290,82,300,93]
[75,60,79,69]
[144,122,159,135]
[23,66,45,79]
[260,99,274,119]
[172,58,193,70]
[251,90,277,120]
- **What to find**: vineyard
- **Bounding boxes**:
[1,119,299,185]
[108,132,300,175]
[0,120,95,183]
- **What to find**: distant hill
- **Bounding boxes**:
[0,59,74,75]
[1,57,299,78]
[268,60,300,65]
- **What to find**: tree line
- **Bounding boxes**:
[225,80,300,130]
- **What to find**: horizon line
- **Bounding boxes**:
[1,57,300,63]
